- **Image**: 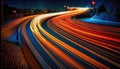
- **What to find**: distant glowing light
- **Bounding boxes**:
[64,4,67,8]
[67,6,70,9]
[13,10,17,13]
[92,0,96,5]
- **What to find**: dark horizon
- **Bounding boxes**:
[3,0,95,10]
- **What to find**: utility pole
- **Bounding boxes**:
[64,4,67,11]
[92,0,96,8]
[91,0,96,15]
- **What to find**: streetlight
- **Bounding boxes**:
[92,0,96,8]
[92,1,95,5]
[64,4,67,8]
[91,0,96,16]
[64,4,67,10]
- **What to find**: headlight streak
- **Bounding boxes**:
[30,8,88,69]
[2,7,120,69]
[47,19,120,67]
[49,14,120,68]
[29,7,114,69]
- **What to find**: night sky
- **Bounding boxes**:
[4,0,101,10]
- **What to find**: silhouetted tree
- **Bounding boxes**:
[96,4,106,15]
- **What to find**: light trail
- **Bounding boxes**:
[2,7,120,69]
[30,8,88,69]
[1,14,40,40]
[47,19,120,68]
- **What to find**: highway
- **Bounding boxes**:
[2,7,120,69]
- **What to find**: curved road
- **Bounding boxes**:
[2,7,120,69]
